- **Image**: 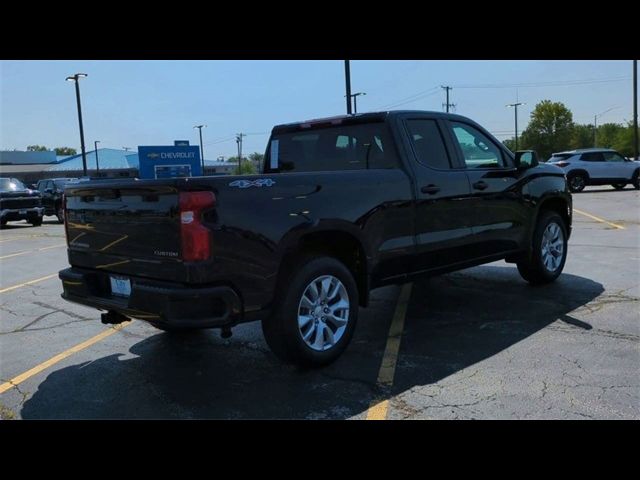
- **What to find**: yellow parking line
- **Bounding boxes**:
[573,208,625,230]
[366,282,413,420]
[0,274,59,294]
[0,244,66,260]
[0,322,131,395]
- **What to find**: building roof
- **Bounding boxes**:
[0,150,58,165]
[48,149,139,171]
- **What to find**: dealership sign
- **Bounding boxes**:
[138,145,202,179]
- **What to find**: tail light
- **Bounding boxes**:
[179,191,216,261]
[555,161,571,168]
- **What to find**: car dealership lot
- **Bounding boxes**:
[1,188,638,419]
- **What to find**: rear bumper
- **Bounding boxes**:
[1,207,44,221]
[59,266,244,328]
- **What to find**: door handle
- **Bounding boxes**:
[421,184,440,195]
[473,181,488,191]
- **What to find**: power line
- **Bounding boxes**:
[377,87,441,110]
[454,76,631,89]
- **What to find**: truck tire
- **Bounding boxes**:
[30,217,43,227]
[517,211,568,285]
[262,255,359,368]
[567,172,586,193]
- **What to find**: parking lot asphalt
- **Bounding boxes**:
[0,186,638,419]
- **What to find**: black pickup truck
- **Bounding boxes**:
[59,111,572,367]
[1,177,44,227]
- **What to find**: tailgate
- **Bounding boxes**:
[64,181,186,280]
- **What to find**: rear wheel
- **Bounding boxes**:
[633,171,640,190]
[30,216,42,227]
[567,173,586,193]
[517,211,568,285]
[611,183,626,190]
[262,255,359,368]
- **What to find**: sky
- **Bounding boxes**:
[0,60,636,159]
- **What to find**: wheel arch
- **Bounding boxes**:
[276,228,370,307]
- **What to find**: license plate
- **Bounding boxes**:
[19,210,27,215]
[110,276,131,298]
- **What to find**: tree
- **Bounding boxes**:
[519,100,574,160]
[249,152,264,164]
[612,122,640,158]
[26,145,48,152]
[54,147,77,156]
[569,124,594,150]
[502,138,517,152]
[236,161,256,175]
[595,123,624,149]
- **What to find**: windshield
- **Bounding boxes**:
[0,178,26,191]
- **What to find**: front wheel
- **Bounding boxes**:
[30,216,43,227]
[633,172,640,190]
[262,255,359,368]
[517,211,568,285]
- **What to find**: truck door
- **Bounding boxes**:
[446,120,528,256]
[399,116,476,273]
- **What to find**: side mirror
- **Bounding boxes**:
[514,150,539,170]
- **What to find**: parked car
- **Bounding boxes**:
[36,177,79,222]
[547,148,640,192]
[0,177,44,227]
[59,111,572,367]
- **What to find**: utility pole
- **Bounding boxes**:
[94,140,100,174]
[441,86,455,113]
[344,60,352,115]
[236,133,246,174]
[65,73,88,176]
[634,60,638,160]
[194,125,207,175]
[506,102,525,151]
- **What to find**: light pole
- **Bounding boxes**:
[194,125,206,175]
[594,106,619,147]
[348,92,366,114]
[506,102,525,151]
[65,73,88,176]
[344,60,352,115]
[94,140,100,175]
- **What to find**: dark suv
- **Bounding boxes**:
[0,177,44,227]
[36,178,78,222]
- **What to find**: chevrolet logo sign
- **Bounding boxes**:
[148,153,160,158]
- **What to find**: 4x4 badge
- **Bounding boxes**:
[229,179,276,188]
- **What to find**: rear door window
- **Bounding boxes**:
[580,152,605,162]
[265,123,399,173]
[405,119,452,170]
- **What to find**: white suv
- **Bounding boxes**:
[547,148,640,193]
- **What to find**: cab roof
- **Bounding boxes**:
[272,110,474,133]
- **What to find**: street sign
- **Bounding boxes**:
[138,145,201,179]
